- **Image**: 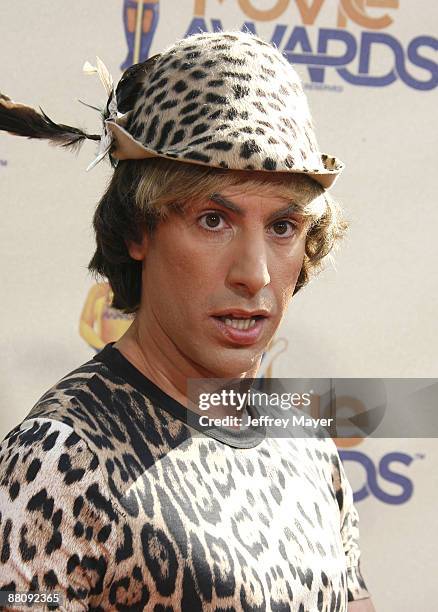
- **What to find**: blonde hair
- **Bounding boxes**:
[89,158,348,312]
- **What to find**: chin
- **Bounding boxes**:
[204,349,262,379]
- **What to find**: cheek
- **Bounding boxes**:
[270,241,306,305]
[144,233,217,307]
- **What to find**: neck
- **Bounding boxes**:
[113,313,262,419]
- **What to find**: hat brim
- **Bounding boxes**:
[106,121,344,190]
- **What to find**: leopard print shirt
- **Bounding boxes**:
[0,344,370,611]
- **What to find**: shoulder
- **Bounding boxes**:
[26,354,114,423]
[1,348,164,515]
[310,436,352,511]
[0,352,132,515]
[22,350,136,450]
[0,417,120,520]
[0,350,130,530]
[285,434,350,512]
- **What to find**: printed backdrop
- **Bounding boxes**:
[1,2,437,610]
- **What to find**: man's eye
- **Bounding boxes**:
[199,212,225,231]
[270,220,297,237]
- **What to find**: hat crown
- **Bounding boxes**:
[110,31,343,187]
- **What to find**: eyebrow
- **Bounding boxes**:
[209,193,244,215]
[209,193,303,222]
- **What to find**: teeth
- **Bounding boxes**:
[223,317,257,330]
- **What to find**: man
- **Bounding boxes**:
[0,31,376,611]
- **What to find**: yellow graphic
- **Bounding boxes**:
[194,0,398,29]
[79,282,134,351]
[337,0,399,29]
[260,335,363,449]
[332,394,365,447]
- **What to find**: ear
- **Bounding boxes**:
[126,233,148,261]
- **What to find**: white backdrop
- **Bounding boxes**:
[1,2,437,611]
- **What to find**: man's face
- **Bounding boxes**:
[134,177,309,377]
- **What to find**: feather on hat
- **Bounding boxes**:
[0,31,345,189]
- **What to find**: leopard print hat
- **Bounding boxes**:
[99,30,345,189]
[0,30,344,189]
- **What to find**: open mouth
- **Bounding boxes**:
[210,311,268,345]
[213,314,265,331]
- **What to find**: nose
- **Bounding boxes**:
[225,232,271,296]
